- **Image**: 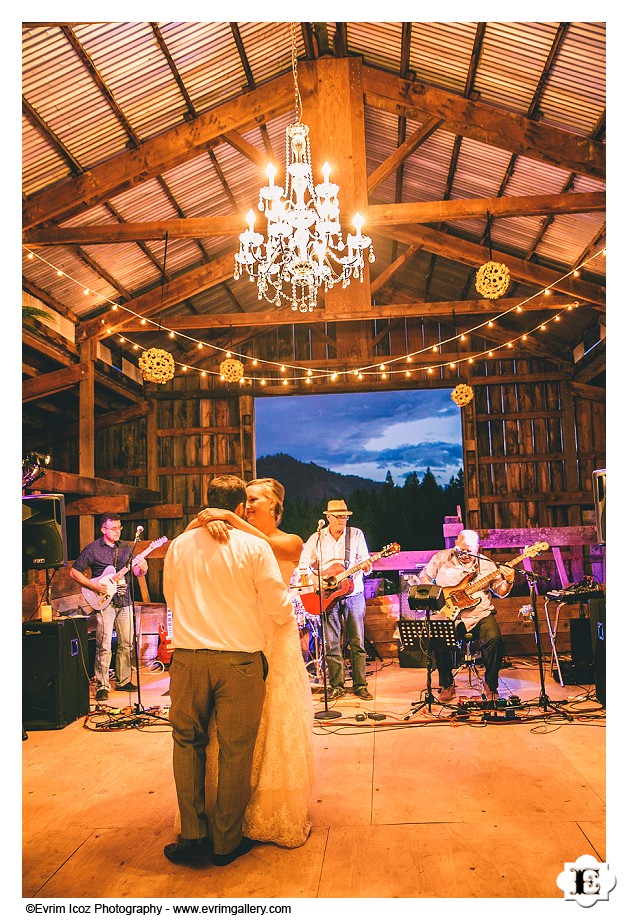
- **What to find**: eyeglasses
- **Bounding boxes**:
[454,546,474,559]
[328,514,350,521]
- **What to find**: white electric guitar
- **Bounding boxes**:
[81,536,168,610]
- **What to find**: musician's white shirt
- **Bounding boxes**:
[422,547,499,629]
[299,526,371,597]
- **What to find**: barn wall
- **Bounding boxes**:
[462,361,605,531]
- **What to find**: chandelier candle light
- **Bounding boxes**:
[234,23,373,313]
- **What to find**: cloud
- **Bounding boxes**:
[255,389,463,484]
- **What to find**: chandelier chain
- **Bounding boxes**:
[233,24,374,312]
[291,22,302,123]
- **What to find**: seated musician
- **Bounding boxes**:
[298,500,373,702]
[419,529,514,703]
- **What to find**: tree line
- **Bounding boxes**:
[281,468,465,553]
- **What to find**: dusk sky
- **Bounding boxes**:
[255,389,463,486]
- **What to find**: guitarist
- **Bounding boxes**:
[69,512,148,703]
[298,499,373,702]
[418,529,514,704]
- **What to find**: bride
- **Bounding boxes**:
[191,477,314,849]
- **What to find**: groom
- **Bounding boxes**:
[163,475,294,867]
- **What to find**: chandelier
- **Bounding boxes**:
[234,23,374,313]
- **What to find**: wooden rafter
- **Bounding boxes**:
[362,67,606,180]
[23,193,605,246]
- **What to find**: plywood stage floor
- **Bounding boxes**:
[21,651,609,910]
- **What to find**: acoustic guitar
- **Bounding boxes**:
[300,542,400,616]
[439,541,549,620]
[81,536,168,610]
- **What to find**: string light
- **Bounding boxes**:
[21,245,604,384]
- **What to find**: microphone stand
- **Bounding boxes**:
[128,529,169,725]
[313,524,341,721]
[522,568,572,720]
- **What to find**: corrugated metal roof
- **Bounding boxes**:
[21,20,605,374]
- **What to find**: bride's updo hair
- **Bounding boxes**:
[248,477,285,524]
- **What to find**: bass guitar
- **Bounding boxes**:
[81,536,168,610]
[300,542,400,616]
[440,541,549,620]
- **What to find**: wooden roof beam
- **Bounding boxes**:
[367,117,443,196]
[363,66,605,180]
[77,252,236,340]
[115,295,577,333]
[382,224,605,307]
[23,73,294,229]
[26,468,161,504]
[24,192,605,245]
[22,362,88,402]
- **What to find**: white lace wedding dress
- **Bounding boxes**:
[176,559,314,848]
[239,558,314,846]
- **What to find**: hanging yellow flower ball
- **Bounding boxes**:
[451,383,474,407]
[139,348,175,384]
[475,260,510,299]
[219,357,244,382]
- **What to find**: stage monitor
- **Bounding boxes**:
[408,584,443,611]
[22,493,68,571]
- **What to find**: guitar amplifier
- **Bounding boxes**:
[23,617,90,730]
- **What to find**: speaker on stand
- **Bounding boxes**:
[22,493,68,571]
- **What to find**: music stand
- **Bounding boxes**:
[401,586,456,714]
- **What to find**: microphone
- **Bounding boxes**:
[317,519,326,532]
[135,525,144,537]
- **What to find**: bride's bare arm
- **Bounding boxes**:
[196,508,303,563]
[184,508,234,544]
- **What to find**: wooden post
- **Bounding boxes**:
[78,339,97,548]
[300,58,371,361]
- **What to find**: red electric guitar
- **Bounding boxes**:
[300,542,400,616]
[157,606,174,666]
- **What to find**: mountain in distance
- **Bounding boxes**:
[256,453,386,506]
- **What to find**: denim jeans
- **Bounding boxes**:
[324,593,368,690]
[94,603,134,691]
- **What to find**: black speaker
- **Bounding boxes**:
[570,617,593,664]
[22,617,90,730]
[398,645,430,668]
[589,597,606,706]
[22,493,68,571]
[408,585,443,611]
[592,469,606,544]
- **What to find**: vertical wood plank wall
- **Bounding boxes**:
[462,364,605,532]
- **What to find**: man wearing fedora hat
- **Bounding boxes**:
[299,499,373,701]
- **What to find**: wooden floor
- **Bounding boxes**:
[21,649,607,907]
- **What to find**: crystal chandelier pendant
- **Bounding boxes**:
[234,23,373,313]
